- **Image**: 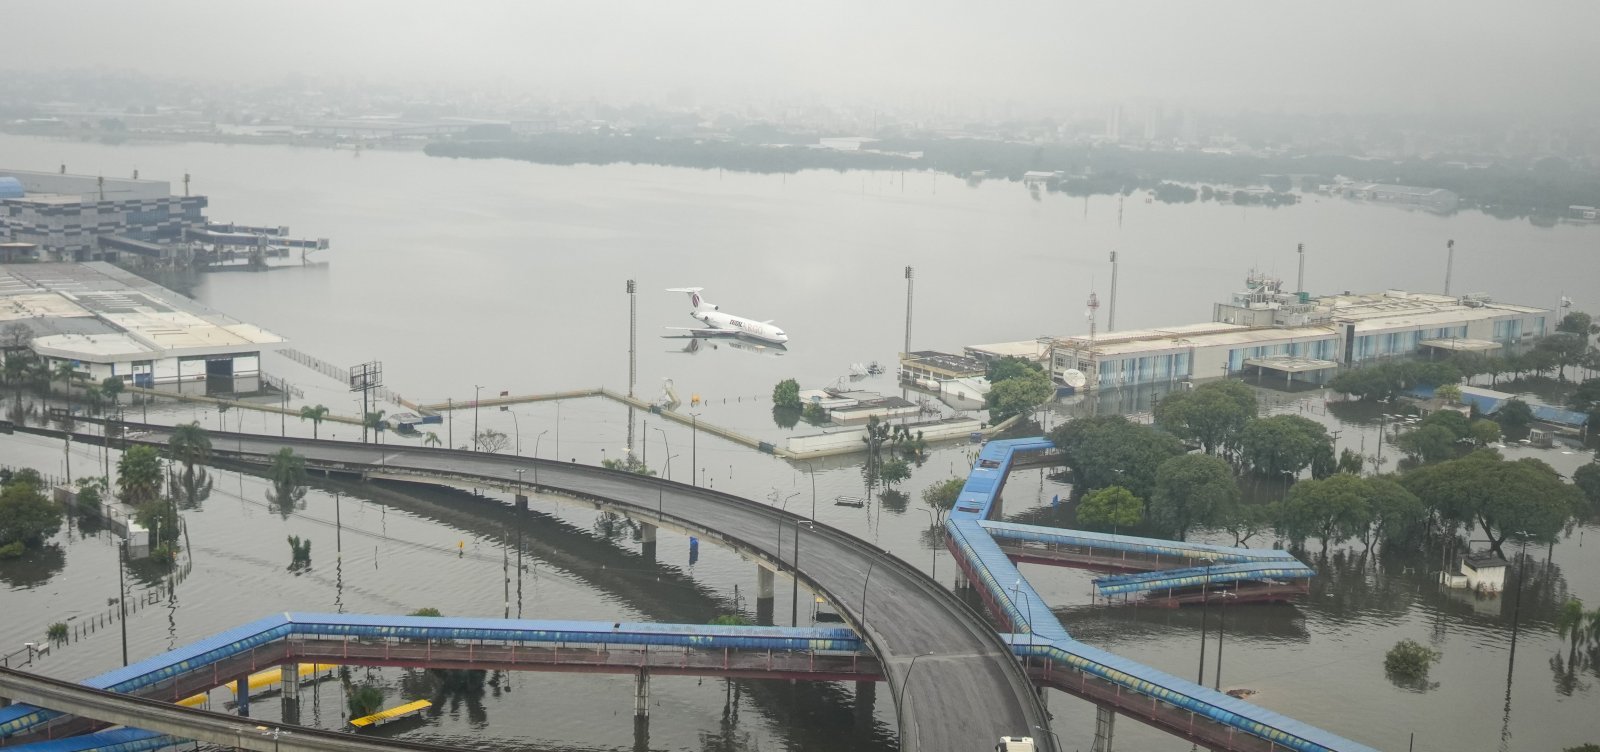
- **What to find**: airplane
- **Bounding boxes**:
[663,287,790,345]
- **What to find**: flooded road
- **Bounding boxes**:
[1,134,1598,750]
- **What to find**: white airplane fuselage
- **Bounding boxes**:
[694,309,789,344]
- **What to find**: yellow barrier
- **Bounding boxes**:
[350,699,431,728]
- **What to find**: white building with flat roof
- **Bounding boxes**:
[971,273,1548,392]
[0,262,281,385]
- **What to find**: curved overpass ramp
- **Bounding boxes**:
[119,426,1056,752]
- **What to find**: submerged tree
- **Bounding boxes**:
[298,404,331,439]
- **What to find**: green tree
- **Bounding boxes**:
[1282,474,1375,553]
[51,360,77,397]
[1495,399,1535,434]
[1556,310,1597,337]
[116,445,162,505]
[1569,377,1600,424]
[363,410,387,442]
[1219,501,1279,547]
[1051,415,1185,500]
[409,607,443,617]
[423,431,442,448]
[1395,424,1460,464]
[167,421,211,475]
[1153,380,1256,455]
[1574,463,1600,518]
[985,356,1043,383]
[1555,598,1588,664]
[602,455,657,476]
[1337,448,1365,475]
[921,478,964,524]
[1150,454,1238,541]
[985,367,1054,424]
[1400,450,1579,555]
[1536,332,1589,381]
[1468,419,1501,446]
[99,376,124,405]
[1077,486,1143,530]
[298,404,330,440]
[1239,414,1333,478]
[708,613,752,626]
[771,378,801,410]
[1364,475,1426,549]
[879,458,911,487]
[0,479,63,550]
[1434,383,1461,403]
[1384,639,1440,685]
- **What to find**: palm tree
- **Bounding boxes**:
[1556,598,1588,664]
[116,445,163,505]
[51,361,76,399]
[299,404,331,440]
[267,447,308,516]
[166,422,212,479]
[362,410,386,444]
[99,376,124,406]
[423,431,442,448]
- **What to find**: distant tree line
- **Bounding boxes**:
[424,131,1600,217]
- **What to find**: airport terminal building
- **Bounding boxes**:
[0,263,281,387]
[969,273,1548,392]
[0,170,208,262]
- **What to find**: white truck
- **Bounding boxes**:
[995,736,1037,752]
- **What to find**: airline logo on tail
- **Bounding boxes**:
[663,286,787,344]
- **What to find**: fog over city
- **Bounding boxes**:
[9,0,1600,116]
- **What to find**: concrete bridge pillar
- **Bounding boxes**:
[634,668,651,718]
[633,714,650,752]
[280,665,300,724]
[234,677,249,717]
[756,567,776,625]
[1091,705,1115,752]
[640,523,657,561]
[854,680,876,728]
[514,493,528,511]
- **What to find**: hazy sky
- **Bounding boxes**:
[10,0,1600,116]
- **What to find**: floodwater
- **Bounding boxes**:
[1,134,1599,751]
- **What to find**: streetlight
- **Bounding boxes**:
[533,430,549,485]
[897,652,936,752]
[1214,590,1237,691]
[860,558,880,629]
[799,460,818,521]
[690,412,701,487]
[654,426,672,480]
[791,520,811,627]
[1197,561,1212,686]
[472,385,483,451]
[507,407,522,455]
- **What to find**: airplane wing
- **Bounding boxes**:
[662,327,741,339]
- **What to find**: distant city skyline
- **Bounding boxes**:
[7,0,1600,119]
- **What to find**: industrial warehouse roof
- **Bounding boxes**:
[0,262,282,363]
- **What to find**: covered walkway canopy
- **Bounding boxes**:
[1419,337,1501,353]
[1243,356,1339,385]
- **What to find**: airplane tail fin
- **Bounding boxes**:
[666,287,714,311]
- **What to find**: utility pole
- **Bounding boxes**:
[1444,239,1455,296]
[1107,251,1119,332]
[118,540,128,666]
[627,279,637,454]
[903,266,914,356]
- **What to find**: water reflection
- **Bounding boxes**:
[0,544,65,589]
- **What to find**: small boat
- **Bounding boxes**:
[834,496,866,508]
[866,361,884,375]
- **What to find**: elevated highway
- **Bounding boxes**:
[108,425,1056,752]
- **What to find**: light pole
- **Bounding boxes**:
[1214,590,1236,691]
[472,385,483,451]
[533,430,549,485]
[896,651,935,752]
[118,539,128,666]
[507,408,521,455]
[690,412,701,487]
[791,520,810,627]
[1197,561,1212,686]
[860,558,879,629]
[654,426,672,480]
[799,460,818,521]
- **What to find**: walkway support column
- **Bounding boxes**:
[634,668,650,718]
[279,665,300,724]
[234,677,249,717]
[1091,705,1115,752]
[640,523,656,561]
[756,567,776,626]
